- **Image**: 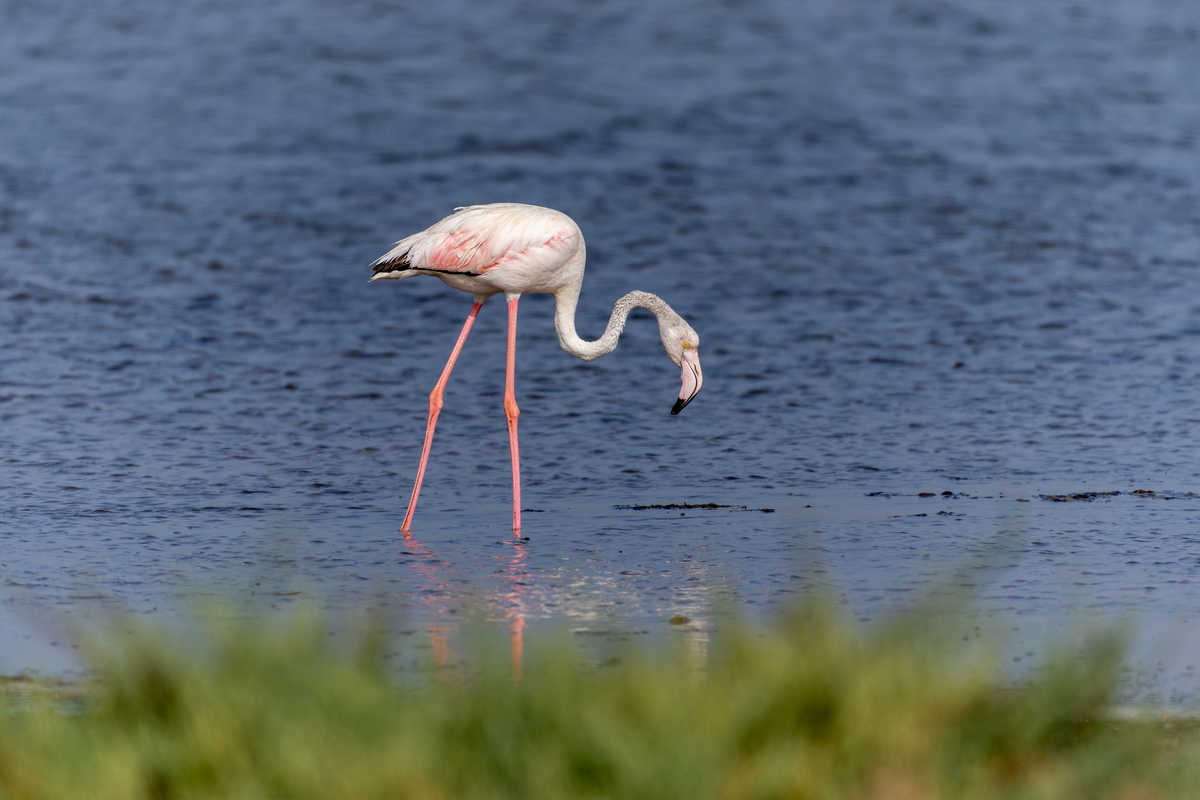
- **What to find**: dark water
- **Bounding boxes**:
[4,0,1200,702]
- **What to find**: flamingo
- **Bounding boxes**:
[369,203,703,536]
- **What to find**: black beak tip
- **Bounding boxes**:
[671,396,692,415]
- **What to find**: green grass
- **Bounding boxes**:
[2,603,1198,799]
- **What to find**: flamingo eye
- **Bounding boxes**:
[681,341,693,351]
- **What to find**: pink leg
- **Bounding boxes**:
[505,297,522,536]
[401,301,483,534]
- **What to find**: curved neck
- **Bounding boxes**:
[553,289,673,361]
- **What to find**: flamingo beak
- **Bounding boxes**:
[671,349,702,415]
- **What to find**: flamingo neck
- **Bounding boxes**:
[553,289,673,362]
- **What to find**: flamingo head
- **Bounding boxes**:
[660,317,703,415]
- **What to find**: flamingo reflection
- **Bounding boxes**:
[400,530,529,678]
[398,526,714,680]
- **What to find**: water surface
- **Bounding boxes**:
[3,0,1200,703]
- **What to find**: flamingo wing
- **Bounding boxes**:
[371,204,577,278]
[371,229,494,277]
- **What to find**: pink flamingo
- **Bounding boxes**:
[369,203,704,536]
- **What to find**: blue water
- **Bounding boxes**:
[4,0,1200,703]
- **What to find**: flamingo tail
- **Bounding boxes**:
[369,243,418,280]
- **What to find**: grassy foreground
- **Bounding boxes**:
[1,604,1198,799]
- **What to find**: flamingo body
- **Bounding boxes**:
[370,203,703,536]
[371,203,584,297]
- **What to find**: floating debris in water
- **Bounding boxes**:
[1039,491,1121,502]
[616,502,775,513]
[1037,490,1200,502]
[1127,489,1200,501]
